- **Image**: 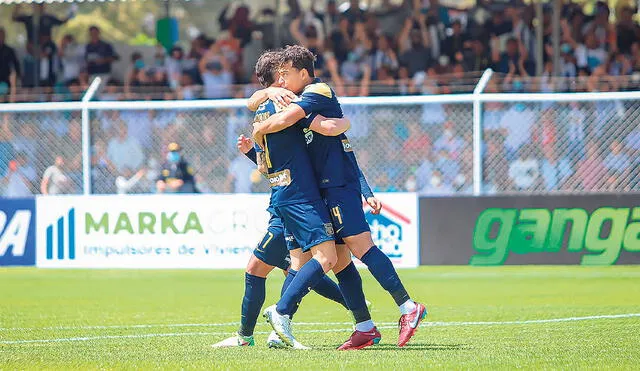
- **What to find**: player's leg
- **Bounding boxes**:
[212,219,283,348]
[332,242,381,350]
[264,201,337,347]
[328,187,427,347]
[283,245,347,312]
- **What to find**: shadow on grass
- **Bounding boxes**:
[313,343,471,351]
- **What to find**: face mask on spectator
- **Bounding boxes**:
[444,129,454,139]
[513,80,524,92]
[430,175,442,187]
[167,152,180,163]
[207,61,222,71]
[135,60,145,70]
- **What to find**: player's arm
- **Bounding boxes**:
[346,148,382,215]
[247,87,297,112]
[308,114,350,136]
[252,104,307,140]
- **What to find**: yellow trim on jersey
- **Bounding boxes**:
[303,83,333,98]
[263,136,273,168]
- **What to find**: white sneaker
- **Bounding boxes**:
[292,339,311,350]
[263,304,295,347]
[266,331,287,349]
[211,333,254,348]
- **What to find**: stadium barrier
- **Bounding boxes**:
[0,192,418,268]
[3,71,640,196]
[419,194,640,266]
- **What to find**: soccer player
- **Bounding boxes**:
[212,51,352,349]
[249,52,378,350]
[253,45,427,348]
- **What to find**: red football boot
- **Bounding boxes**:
[337,327,381,350]
[397,302,427,347]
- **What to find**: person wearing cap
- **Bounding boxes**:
[156,143,199,193]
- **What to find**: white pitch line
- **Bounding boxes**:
[1,313,639,345]
[3,313,640,332]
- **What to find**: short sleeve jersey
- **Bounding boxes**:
[255,100,321,207]
[292,78,360,190]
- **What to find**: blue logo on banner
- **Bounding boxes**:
[365,212,403,259]
[46,208,75,260]
[0,198,36,266]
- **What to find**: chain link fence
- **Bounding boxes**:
[0,111,82,197]
[2,91,640,197]
[482,99,640,194]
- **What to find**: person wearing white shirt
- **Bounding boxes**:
[107,122,144,174]
[40,156,69,195]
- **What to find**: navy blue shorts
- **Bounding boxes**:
[275,200,335,252]
[321,186,371,244]
[252,213,290,271]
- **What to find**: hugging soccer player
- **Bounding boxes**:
[252,45,428,349]
[213,50,362,349]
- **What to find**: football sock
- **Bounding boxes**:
[355,320,375,332]
[399,299,418,315]
[313,275,349,309]
[276,258,325,316]
[281,269,300,318]
[335,262,371,323]
[238,273,266,337]
[360,246,412,309]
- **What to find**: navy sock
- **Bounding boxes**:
[281,269,300,318]
[312,274,349,310]
[335,262,371,323]
[281,269,297,297]
[361,246,410,306]
[276,258,325,316]
[238,273,266,337]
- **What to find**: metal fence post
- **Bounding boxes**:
[472,69,493,196]
[81,77,102,195]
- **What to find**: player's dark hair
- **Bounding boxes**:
[255,50,282,88]
[282,45,316,78]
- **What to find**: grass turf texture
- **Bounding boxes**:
[1,266,639,370]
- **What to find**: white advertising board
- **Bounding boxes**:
[36,193,418,268]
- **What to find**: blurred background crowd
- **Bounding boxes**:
[1,0,640,197]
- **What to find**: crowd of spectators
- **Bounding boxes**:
[1,0,640,197]
[2,0,640,103]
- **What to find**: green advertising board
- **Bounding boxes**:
[419,195,640,265]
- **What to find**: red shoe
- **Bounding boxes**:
[397,302,427,347]
[337,327,381,350]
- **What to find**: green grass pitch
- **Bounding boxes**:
[1,266,639,370]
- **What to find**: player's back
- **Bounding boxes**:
[294,79,360,191]
[258,100,321,207]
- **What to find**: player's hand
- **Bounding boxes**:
[237,134,254,154]
[266,87,297,107]
[366,197,383,215]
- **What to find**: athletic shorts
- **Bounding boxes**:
[321,186,371,245]
[275,200,335,252]
[252,213,290,271]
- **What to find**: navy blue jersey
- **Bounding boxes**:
[255,100,321,207]
[293,78,360,191]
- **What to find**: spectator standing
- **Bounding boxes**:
[441,20,471,64]
[107,121,144,174]
[38,34,57,87]
[226,152,256,193]
[540,150,572,191]
[40,156,68,195]
[508,146,540,191]
[166,46,185,90]
[85,26,118,80]
[199,43,233,99]
[3,153,36,198]
[0,28,20,101]
[156,143,198,193]
[58,34,84,85]
[398,14,431,77]
[12,4,72,44]
[616,6,640,55]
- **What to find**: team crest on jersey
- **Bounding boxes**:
[324,223,335,236]
[304,128,313,144]
[342,139,353,152]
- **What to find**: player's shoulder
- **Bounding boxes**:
[302,82,334,99]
